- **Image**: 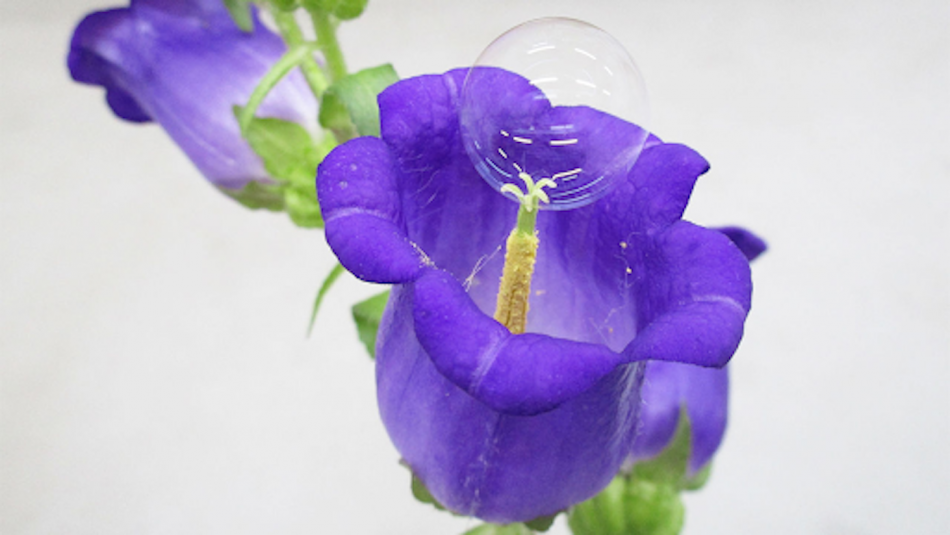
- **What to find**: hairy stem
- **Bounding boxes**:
[238,41,319,132]
[271,10,329,97]
[310,8,347,82]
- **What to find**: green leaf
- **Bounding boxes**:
[284,183,323,228]
[234,107,328,228]
[307,263,345,336]
[329,0,368,20]
[302,0,369,20]
[319,64,399,141]
[351,290,389,358]
[223,0,254,31]
[236,108,320,184]
[269,0,300,11]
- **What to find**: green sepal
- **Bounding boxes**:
[631,407,692,489]
[683,461,712,491]
[632,406,713,491]
[567,475,684,535]
[463,524,534,535]
[319,64,399,142]
[283,185,321,228]
[269,0,300,11]
[568,477,627,534]
[410,472,450,513]
[218,181,284,211]
[351,290,389,358]
[523,512,559,532]
[301,0,368,20]
[234,106,331,228]
[237,108,322,185]
[223,0,254,31]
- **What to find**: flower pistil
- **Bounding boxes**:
[494,171,556,334]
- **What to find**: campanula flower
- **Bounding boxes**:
[317,68,756,523]
[631,228,765,476]
[68,0,316,189]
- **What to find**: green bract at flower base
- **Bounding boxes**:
[320,64,401,142]
[231,108,334,227]
[222,0,254,31]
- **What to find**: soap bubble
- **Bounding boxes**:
[460,18,651,210]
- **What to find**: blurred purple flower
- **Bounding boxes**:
[68,0,316,189]
[317,69,758,523]
[630,227,764,477]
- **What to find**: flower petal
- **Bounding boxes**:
[681,364,729,474]
[412,268,622,416]
[68,9,152,122]
[623,221,752,368]
[379,70,515,289]
[632,361,729,475]
[377,285,646,523]
[318,137,428,283]
[716,225,768,261]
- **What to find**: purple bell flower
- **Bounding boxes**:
[631,228,765,477]
[68,0,317,190]
[317,68,757,523]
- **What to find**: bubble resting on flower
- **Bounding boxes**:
[317,68,757,523]
[460,18,651,210]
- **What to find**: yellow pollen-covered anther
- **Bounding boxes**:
[493,229,539,334]
[492,170,554,334]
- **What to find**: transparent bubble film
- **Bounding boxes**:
[460,18,651,210]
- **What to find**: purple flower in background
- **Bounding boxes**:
[631,228,765,477]
[317,69,758,523]
[68,0,316,189]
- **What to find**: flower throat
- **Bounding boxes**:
[493,172,555,334]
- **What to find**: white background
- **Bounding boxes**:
[1,1,947,533]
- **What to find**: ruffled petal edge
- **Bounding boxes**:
[411,268,623,416]
[318,136,429,283]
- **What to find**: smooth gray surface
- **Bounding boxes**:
[2,1,948,534]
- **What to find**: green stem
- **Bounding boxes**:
[310,8,348,82]
[238,42,319,132]
[271,10,329,97]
